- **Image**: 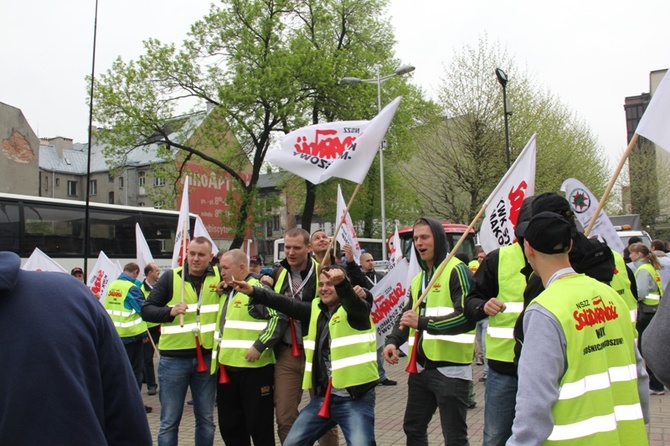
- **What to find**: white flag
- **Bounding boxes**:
[479,134,537,253]
[87,251,121,302]
[336,185,361,264]
[135,223,155,280]
[194,215,219,257]
[387,225,403,270]
[636,70,670,152]
[21,247,68,273]
[171,176,191,268]
[560,178,625,254]
[269,97,402,184]
[397,246,422,356]
[370,259,409,348]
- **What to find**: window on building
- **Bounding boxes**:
[108,174,114,183]
[55,178,60,187]
[108,192,114,204]
[138,172,146,195]
[138,202,145,207]
[119,176,124,189]
[67,181,78,197]
[45,175,49,192]
[154,176,166,187]
[89,180,97,196]
[154,201,164,209]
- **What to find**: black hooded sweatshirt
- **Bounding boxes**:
[386,217,476,369]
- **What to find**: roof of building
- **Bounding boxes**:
[38,111,206,175]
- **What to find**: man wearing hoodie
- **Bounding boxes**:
[383,217,476,446]
[0,251,152,445]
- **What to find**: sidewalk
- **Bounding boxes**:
[144,360,668,445]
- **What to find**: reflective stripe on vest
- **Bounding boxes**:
[635,263,662,307]
[302,298,378,389]
[486,243,525,363]
[610,251,638,326]
[160,267,221,351]
[408,256,475,365]
[532,274,646,444]
[104,279,147,338]
[213,278,277,369]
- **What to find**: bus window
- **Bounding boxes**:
[88,209,138,257]
[0,202,20,252]
[23,204,85,256]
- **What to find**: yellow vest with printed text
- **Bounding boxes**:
[532,274,646,445]
[104,279,148,338]
[211,277,277,370]
[160,267,221,351]
[408,257,475,365]
[302,297,378,389]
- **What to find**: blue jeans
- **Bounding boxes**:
[483,368,518,446]
[284,389,376,446]
[157,355,217,446]
[403,370,470,446]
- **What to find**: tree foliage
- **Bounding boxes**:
[93,0,431,246]
[401,36,610,225]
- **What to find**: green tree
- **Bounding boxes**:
[94,0,429,246]
[402,36,610,225]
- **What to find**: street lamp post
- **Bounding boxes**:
[495,68,512,169]
[340,64,415,261]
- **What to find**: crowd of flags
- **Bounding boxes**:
[19,70,670,311]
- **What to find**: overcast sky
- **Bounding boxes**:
[2,0,668,168]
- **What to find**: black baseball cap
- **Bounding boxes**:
[71,267,83,275]
[514,195,535,238]
[524,211,572,254]
[531,192,573,220]
[249,255,262,265]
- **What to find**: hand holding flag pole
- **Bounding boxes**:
[407,134,537,312]
[323,183,363,264]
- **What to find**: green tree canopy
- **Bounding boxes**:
[93,0,432,246]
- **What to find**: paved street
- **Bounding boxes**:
[143,359,669,445]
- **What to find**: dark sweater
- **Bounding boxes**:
[0,252,152,445]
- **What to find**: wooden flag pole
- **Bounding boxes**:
[584,133,639,236]
[147,330,160,357]
[409,204,488,313]
[179,223,187,327]
[324,183,363,264]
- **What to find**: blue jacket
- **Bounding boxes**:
[0,252,152,445]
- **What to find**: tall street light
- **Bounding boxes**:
[340,64,415,260]
[495,68,512,169]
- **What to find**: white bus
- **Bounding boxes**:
[273,237,384,264]
[0,192,195,272]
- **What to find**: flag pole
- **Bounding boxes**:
[409,204,487,313]
[324,183,363,263]
[584,133,639,236]
[180,223,187,327]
